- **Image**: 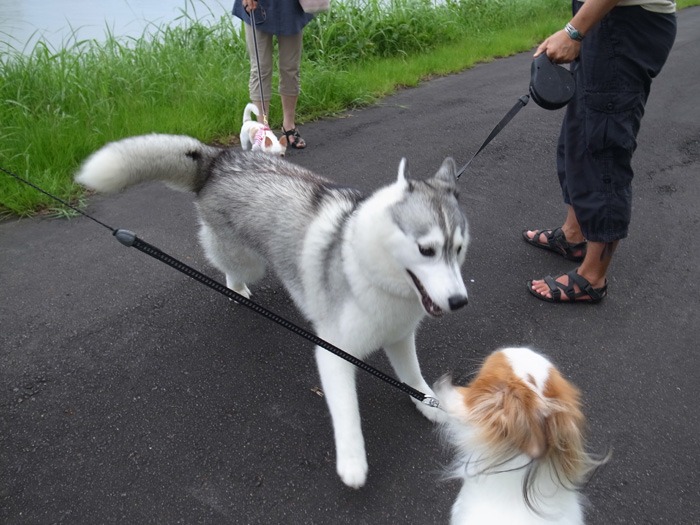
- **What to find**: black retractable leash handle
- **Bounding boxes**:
[456,54,575,179]
[528,53,576,111]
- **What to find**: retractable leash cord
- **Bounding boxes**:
[455,95,530,179]
[0,166,440,410]
[456,54,576,178]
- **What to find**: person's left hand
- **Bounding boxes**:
[242,0,258,13]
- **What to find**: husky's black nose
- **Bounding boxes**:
[448,295,468,311]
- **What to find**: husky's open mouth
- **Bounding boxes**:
[407,270,444,317]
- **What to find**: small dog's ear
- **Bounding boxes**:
[279,134,288,147]
[543,368,588,481]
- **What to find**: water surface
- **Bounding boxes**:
[0,0,231,53]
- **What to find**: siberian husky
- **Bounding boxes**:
[239,103,287,156]
[75,133,470,488]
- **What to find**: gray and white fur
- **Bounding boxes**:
[75,133,470,488]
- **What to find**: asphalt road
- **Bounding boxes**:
[2,7,698,525]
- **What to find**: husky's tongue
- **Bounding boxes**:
[407,271,444,317]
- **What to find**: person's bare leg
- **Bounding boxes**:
[281,94,297,132]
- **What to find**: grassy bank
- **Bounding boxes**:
[0,0,696,217]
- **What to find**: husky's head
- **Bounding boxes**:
[382,157,469,317]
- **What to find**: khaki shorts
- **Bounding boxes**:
[244,24,303,103]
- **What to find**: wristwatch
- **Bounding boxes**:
[565,22,584,42]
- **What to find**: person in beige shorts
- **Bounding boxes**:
[233,0,314,149]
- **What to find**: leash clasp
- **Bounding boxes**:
[421,396,442,410]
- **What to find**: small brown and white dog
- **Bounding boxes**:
[436,347,607,525]
[239,103,287,156]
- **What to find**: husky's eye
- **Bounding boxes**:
[456,245,462,254]
[419,245,436,257]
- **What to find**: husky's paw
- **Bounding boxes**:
[224,274,251,299]
[233,284,251,299]
[413,397,449,424]
[226,282,251,302]
[337,455,368,489]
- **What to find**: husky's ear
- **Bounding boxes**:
[397,157,409,184]
[434,157,458,188]
[395,157,412,190]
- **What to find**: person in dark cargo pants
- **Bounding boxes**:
[523,0,677,303]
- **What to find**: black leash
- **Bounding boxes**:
[456,55,577,179]
[1,166,439,409]
[456,94,530,179]
[248,8,269,126]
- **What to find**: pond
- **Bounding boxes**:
[0,0,233,54]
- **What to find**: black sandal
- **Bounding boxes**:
[527,269,607,304]
[282,127,306,149]
[522,227,587,262]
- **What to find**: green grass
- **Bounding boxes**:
[1,0,696,217]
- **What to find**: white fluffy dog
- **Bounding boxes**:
[239,103,287,156]
[436,347,607,525]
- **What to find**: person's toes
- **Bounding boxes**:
[525,230,540,243]
[529,279,551,298]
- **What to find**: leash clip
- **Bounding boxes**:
[421,396,442,410]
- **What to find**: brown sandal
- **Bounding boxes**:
[282,127,306,149]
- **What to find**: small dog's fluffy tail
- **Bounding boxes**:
[242,102,260,124]
[75,133,220,193]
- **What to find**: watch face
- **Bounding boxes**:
[566,23,583,41]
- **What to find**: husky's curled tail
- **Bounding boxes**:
[75,133,470,490]
[75,134,219,194]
